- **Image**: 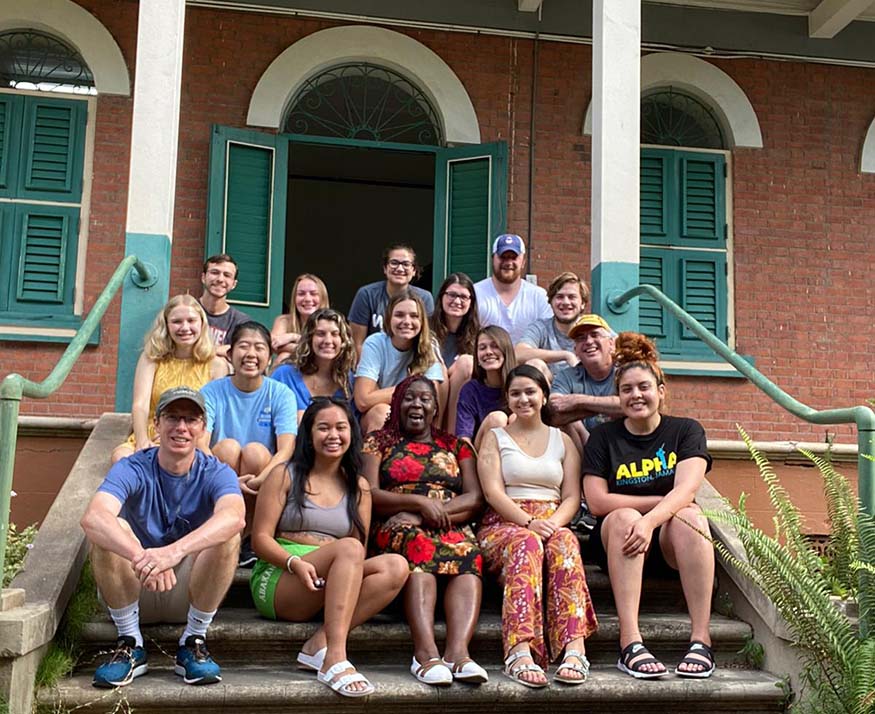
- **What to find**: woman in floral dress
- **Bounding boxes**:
[363,375,487,687]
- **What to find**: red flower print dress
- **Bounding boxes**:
[364,434,482,576]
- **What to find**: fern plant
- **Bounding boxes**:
[704,428,875,714]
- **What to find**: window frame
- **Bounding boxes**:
[640,143,736,369]
[0,86,96,344]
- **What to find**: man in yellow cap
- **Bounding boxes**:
[549,314,622,450]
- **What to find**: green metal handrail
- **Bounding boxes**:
[610,285,875,517]
[0,256,154,580]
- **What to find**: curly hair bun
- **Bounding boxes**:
[613,331,660,367]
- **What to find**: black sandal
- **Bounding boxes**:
[675,640,716,679]
[617,641,667,679]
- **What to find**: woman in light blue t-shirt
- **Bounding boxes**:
[354,290,444,434]
[271,309,356,422]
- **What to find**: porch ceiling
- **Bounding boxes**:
[652,0,875,37]
[186,0,875,61]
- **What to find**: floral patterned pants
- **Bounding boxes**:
[477,500,598,667]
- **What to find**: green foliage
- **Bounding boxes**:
[740,636,765,669]
[704,428,875,714]
[3,522,37,587]
[35,561,100,690]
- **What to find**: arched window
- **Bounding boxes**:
[639,88,729,360]
[641,88,724,150]
[0,29,95,95]
[285,63,442,145]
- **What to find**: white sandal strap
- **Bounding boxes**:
[331,672,369,692]
[323,659,354,679]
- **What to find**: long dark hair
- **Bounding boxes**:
[287,397,365,541]
[431,273,479,357]
[504,364,553,424]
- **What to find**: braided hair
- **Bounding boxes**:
[368,375,453,452]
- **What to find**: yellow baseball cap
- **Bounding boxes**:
[568,313,612,340]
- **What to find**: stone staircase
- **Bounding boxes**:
[38,561,788,713]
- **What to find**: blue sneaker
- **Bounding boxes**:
[174,635,222,685]
[92,636,148,688]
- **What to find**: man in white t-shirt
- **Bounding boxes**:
[473,234,552,343]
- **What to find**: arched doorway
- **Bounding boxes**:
[207,27,506,325]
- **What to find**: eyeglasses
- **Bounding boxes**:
[387,259,414,270]
[160,414,204,427]
[444,292,471,303]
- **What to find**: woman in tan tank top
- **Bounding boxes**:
[477,365,598,689]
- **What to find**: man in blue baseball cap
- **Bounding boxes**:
[473,234,551,343]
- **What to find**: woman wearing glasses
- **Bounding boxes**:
[348,244,435,358]
[431,274,480,433]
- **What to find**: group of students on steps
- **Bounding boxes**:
[81,235,717,697]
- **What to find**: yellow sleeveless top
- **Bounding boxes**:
[123,357,213,447]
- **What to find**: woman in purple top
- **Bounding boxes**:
[455,326,517,450]
[431,273,480,433]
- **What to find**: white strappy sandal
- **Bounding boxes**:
[503,650,548,689]
[317,660,375,698]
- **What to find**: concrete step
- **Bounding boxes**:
[78,609,752,667]
[221,564,690,612]
[39,664,786,714]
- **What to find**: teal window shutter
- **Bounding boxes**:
[679,252,726,345]
[432,142,507,292]
[639,250,666,339]
[679,153,725,247]
[9,204,79,312]
[206,126,288,326]
[18,96,86,201]
[0,94,86,323]
[640,149,671,244]
[640,148,727,358]
[224,142,273,304]
[0,94,22,197]
[447,158,490,278]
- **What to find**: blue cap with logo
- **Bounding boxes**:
[492,234,526,256]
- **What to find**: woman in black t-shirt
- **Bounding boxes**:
[582,333,715,680]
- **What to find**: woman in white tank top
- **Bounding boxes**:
[477,365,598,689]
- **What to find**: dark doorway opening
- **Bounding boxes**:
[284,142,436,314]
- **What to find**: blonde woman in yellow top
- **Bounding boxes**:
[111,295,229,463]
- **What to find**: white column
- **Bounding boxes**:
[125,0,186,238]
[115,0,186,409]
[591,0,640,329]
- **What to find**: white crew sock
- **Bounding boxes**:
[108,601,143,648]
[180,605,216,645]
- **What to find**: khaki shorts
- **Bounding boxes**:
[99,553,196,624]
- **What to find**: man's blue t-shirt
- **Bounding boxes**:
[348,281,435,336]
[201,377,298,451]
[97,448,241,549]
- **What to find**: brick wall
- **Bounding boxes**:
[4,1,874,443]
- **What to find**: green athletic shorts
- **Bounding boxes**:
[249,539,319,620]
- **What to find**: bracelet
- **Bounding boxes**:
[285,554,300,573]
[525,517,534,528]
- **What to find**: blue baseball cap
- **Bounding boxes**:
[492,234,526,256]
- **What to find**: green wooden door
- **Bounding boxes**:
[206,126,288,326]
[432,142,508,292]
